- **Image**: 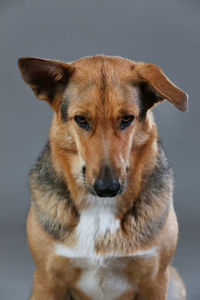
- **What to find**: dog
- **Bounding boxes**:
[18,55,188,300]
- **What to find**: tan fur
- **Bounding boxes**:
[18,55,188,300]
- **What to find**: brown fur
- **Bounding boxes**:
[18,55,188,300]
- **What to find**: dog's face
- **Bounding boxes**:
[18,55,188,197]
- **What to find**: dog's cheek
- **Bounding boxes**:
[50,115,77,152]
[131,113,154,149]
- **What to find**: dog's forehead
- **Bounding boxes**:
[71,55,135,69]
[67,55,139,114]
[71,55,135,83]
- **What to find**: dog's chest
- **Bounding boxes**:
[72,256,134,300]
[54,198,156,299]
[55,198,121,258]
[55,200,134,299]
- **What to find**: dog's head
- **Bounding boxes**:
[18,55,188,198]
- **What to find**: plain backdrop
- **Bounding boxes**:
[0,0,199,299]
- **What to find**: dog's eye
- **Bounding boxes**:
[120,115,134,130]
[74,115,89,130]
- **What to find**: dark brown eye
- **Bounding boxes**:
[122,116,132,122]
[120,115,134,130]
[76,115,87,123]
[74,115,89,130]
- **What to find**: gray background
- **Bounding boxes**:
[0,0,199,299]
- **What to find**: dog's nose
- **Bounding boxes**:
[93,165,121,197]
[94,178,121,197]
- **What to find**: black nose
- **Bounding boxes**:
[94,178,120,197]
[93,165,121,197]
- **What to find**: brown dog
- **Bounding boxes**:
[18,55,188,300]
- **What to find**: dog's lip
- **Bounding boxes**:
[84,183,96,196]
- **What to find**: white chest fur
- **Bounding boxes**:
[55,196,120,258]
[74,257,135,300]
[55,195,156,299]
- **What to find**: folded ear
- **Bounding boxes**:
[130,62,188,117]
[18,57,74,110]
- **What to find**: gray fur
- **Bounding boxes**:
[30,142,71,202]
[122,140,173,243]
[30,142,78,239]
[32,199,68,239]
[60,97,69,122]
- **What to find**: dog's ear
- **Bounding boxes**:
[18,57,74,110]
[130,62,188,117]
